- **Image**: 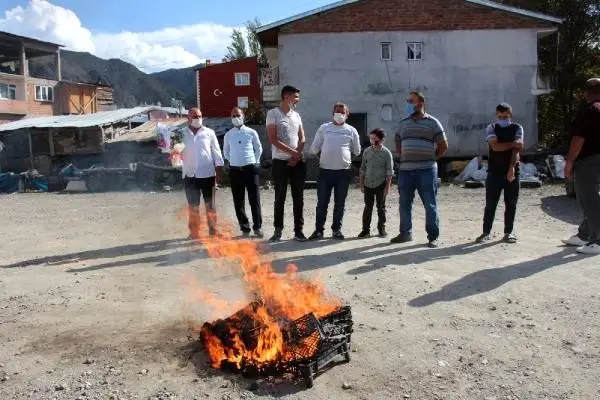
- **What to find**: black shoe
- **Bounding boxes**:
[332,231,345,240]
[390,234,412,244]
[503,233,517,244]
[357,230,370,239]
[308,231,324,241]
[253,229,264,238]
[294,232,308,242]
[242,230,251,237]
[476,233,491,243]
[269,230,282,242]
[378,229,388,238]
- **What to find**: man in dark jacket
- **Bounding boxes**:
[476,103,524,244]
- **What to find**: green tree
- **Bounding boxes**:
[224,18,265,64]
[224,29,247,61]
[246,18,266,64]
[514,0,600,150]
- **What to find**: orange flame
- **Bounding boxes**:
[182,207,341,369]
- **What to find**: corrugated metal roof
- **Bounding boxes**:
[0,106,157,132]
[0,30,64,48]
[256,0,561,33]
[159,107,189,115]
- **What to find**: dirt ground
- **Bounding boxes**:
[0,184,599,400]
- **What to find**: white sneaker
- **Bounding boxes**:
[577,242,600,255]
[562,235,588,247]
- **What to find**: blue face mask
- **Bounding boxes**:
[496,119,511,127]
[405,103,416,116]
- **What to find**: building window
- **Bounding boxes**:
[0,83,16,100]
[381,104,393,122]
[381,42,392,61]
[35,85,54,102]
[237,96,249,109]
[235,72,250,86]
[407,42,423,61]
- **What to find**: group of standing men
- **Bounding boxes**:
[179,79,600,255]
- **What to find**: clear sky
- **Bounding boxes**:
[0,0,336,72]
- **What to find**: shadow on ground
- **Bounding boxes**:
[273,240,499,274]
[540,195,581,225]
[0,238,196,269]
[65,246,209,273]
[408,247,588,307]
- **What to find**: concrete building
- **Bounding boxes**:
[257,0,562,172]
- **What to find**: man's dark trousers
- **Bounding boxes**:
[184,176,217,236]
[315,168,351,233]
[574,154,600,243]
[362,182,387,232]
[229,165,262,233]
[272,159,306,234]
[482,171,519,235]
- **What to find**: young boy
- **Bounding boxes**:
[358,128,394,238]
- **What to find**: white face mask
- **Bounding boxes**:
[333,113,346,124]
[190,118,202,129]
[231,116,244,127]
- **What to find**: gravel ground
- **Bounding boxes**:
[0,184,599,400]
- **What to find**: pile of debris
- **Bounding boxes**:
[454,155,566,189]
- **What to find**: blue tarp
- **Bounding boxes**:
[0,173,20,193]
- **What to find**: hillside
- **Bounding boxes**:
[28,50,198,108]
[150,66,202,106]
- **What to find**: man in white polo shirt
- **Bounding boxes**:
[223,107,263,237]
[182,107,224,239]
[266,85,307,242]
[308,102,361,240]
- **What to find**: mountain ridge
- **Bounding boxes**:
[28,50,200,109]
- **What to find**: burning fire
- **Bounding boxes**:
[183,208,342,370]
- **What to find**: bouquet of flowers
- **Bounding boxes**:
[156,124,185,168]
[169,129,185,168]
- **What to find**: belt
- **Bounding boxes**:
[229,164,257,171]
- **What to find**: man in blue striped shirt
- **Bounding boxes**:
[392,91,448,248]
[223,107,264,237]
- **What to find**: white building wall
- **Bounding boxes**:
[277,29,541,165]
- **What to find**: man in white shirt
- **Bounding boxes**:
[223,107,264,237]
[308,102,361,240]
[181,107,224,238]
[266,85,307,242]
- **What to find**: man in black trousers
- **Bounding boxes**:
[181,107,224,238]
[223,107,263,237]
[266,85,307,242]
[477,103,524,244]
